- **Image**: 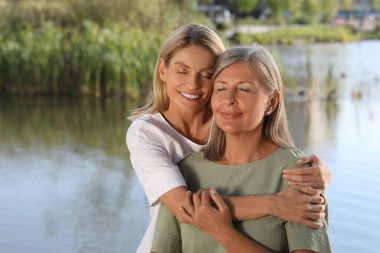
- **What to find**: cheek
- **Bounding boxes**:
[203,81,213,92]
[210,92,220,112]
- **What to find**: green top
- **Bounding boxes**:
[152,148,332,253]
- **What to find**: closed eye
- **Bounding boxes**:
[201,75,212,80]
[215,87,226,91]
[239,87,250,92]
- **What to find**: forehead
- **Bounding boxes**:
[170,45,216,69]
[216,62,256,80]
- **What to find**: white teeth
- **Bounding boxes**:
[180,92,200,99]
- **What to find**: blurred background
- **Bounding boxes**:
[0,0,379,252]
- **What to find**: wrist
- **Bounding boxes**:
[267,194,278,217]
[211,224,236,244]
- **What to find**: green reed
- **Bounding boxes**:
[0,21,163,99]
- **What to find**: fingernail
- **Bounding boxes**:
[210,189,217,194]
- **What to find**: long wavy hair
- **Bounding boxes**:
[203,45,299,161]
[128,23,225,120]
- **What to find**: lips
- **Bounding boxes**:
[221,111,242,119]
[179,91,201,100]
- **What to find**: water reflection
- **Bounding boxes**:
[0,97,148,252]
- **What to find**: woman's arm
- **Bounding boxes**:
[180,190,327,253]
[282,155,332,191]
[161,185,325,228]
[180,190,272,253]
[223,185,325,228]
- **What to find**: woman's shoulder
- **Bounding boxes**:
[128,113,162,129]
[126,113,166,144]
[270,147,305,168]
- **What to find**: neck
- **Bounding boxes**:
[220,130,279,165]
[162,107,212,144]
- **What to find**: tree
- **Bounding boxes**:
[266,0,288,23]
[302,0,321,23]
[227,0,259,15]
[369,0,380,10]
[340,0,353,10]
[320,0,339,23]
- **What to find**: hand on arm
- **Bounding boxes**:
[180,189,272,253]
[220,185,325,229]
[159,186,190,223]
[272,185,326,229]
[282,155,332,191]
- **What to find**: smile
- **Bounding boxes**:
[179,91,201,99]
[221,112,242,119]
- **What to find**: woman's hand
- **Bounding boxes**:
[282,154,332,191]
[180,190,273,253]
[179,189,233,237]
[273,185,326,229]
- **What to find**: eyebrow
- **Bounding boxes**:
[215,80,255,85]
[173,62,189,68]
[172,61,213,71]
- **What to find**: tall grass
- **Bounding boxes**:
[232,25,358,45]
[0,0,214,99]
[0,22,163,99]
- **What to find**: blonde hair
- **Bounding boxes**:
[204,45,298,161]
[128,23,225,120]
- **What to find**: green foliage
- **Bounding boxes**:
[340,0,353,10]
[227,0,259,14]
[321,0,340,23]
[369,0,380,10]
[265,0,340,24]
[266,0,288,23]
[0,0,215,98]
[0,0,211,30]
[232,25,358,45]
[0,22,163,98]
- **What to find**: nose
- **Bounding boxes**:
[224,89,237,105]
[187,74,200,89]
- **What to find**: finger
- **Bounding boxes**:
[296,155,319,166]
[304,210,326,221]
[308,203,326,213]
[302,219,323,229]
[201,190,211,207]
[193,191,201,208]
[185,191,194,215]
[292,185,319,195]
[210,189,228,211]
[178,205,193,223]
[283,174,314,183]
[310,195,324,204]
[283,167,313,175]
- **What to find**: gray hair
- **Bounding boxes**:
[203,45,299,161]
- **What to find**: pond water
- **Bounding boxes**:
[0,41,380,253]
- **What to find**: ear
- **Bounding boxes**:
[158,57,167,82]
[267,91,280,114]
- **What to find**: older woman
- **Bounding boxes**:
[151,45,332,253]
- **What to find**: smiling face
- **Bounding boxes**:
[159,45,216,114]
[211,62,272,136]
